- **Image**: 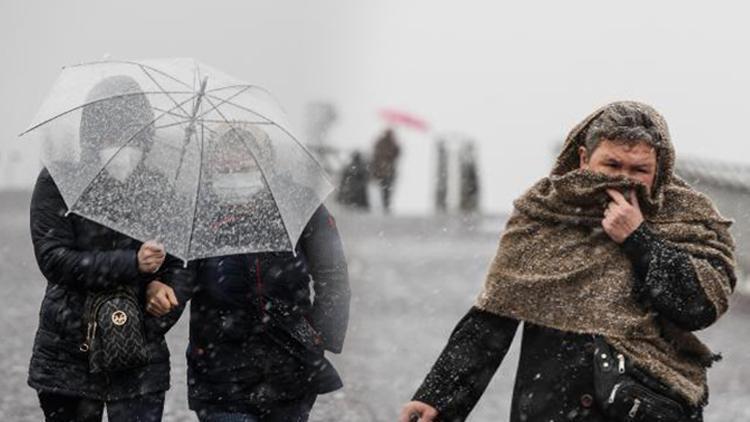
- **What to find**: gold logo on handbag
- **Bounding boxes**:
[111,310,128,326]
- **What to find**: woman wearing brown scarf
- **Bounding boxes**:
[400,102,736,422]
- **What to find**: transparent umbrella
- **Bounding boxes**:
[20,58,333,261]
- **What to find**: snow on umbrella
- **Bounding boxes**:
[20,58,333,261]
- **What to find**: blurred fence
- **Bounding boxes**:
[676,157,750,293]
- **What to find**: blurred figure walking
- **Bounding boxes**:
[435,140,448,213]
[371,128,400,213]
[337,151,370,210]
[459,143,480,213]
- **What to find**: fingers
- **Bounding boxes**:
[399,402,438,422]
[399,404,417,422]
[166,287,179,307]
[423,406,439,421]
[142,250,166,261]
[146,292,172,316]
[605,189,628,205]
[141,241,166,261]
[140,263,160,273]
[138,241,166,273]
[153,293,172,312]
[145,300,168,317]
[143,240,165,253]
[140,254,166,273]
[628,189,640,208]
[145,281,176,316]
[141,255,163,265]
[140,259,163,274]
[151,255,165,273]
[398,409,416,422]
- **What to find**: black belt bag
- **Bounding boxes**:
[80,286,150,373]
[592,336,692,422]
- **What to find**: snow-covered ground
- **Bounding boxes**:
[1,194,748,421]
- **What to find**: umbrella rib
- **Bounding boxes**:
[204,93,270,122]
[154,118,220,135]
[202,95,295,249]
[66,93,199,214]
[192,60,201,118]
[65,60,194,90]
[203,84,273,95]
[20,91,194,136]
[194,59,202,91]
[203,93,334,187]
[153,120,194,130]
[138,64,193,120]
[193,85,253,121]
[151,106,193,120]
[196,119,273,125]
[184,122,207,261]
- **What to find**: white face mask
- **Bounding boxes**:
[99,147,143,183]
[212,170,266,204]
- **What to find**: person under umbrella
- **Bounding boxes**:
[22,58,335,262]
[147,126,351,422]
[28,75,192,422]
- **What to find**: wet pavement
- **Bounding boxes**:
[1,193,748,421]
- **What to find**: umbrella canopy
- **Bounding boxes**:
[21,58,333,261]
[378,108,429,132]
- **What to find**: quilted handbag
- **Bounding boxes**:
[80,286,150,373]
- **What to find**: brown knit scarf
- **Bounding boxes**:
[475,102,736,406]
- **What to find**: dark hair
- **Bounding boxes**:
[584,103,661,153]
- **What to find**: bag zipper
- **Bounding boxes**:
[628,398,641,418]
[608,382,621,404]
[79,291,135,352]
[80,321,97,352]
[630,383,685,412]
[617,353,626,374]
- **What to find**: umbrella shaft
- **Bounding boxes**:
[175,77,209,181]
[185,76,209,141]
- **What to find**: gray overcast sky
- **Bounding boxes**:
[2,0,749,213]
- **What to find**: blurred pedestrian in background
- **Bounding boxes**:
[337,151,370,210]
[435,140,448,213]
[371,128,400,214]
[459,143,479,213]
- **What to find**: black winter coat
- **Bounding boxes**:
[28,168,190,401]
[181,205,350,414]
[413,224,718,422]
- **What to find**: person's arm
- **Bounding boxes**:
[411,307,519,422]
[621,223,721,330]
[144,258,197,336]
[30,169,143,291]
[299,205,350,353]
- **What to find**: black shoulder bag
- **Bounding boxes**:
[592,336,693,422]
[80,286,150,373]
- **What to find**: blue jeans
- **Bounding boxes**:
[38,391,164,422]
[196,394,317,422]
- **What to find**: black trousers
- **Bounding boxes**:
[195,394,317,422]
[38,391,165,422]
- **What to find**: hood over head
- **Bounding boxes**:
[550,101,675,211]
[79,75,155,161]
